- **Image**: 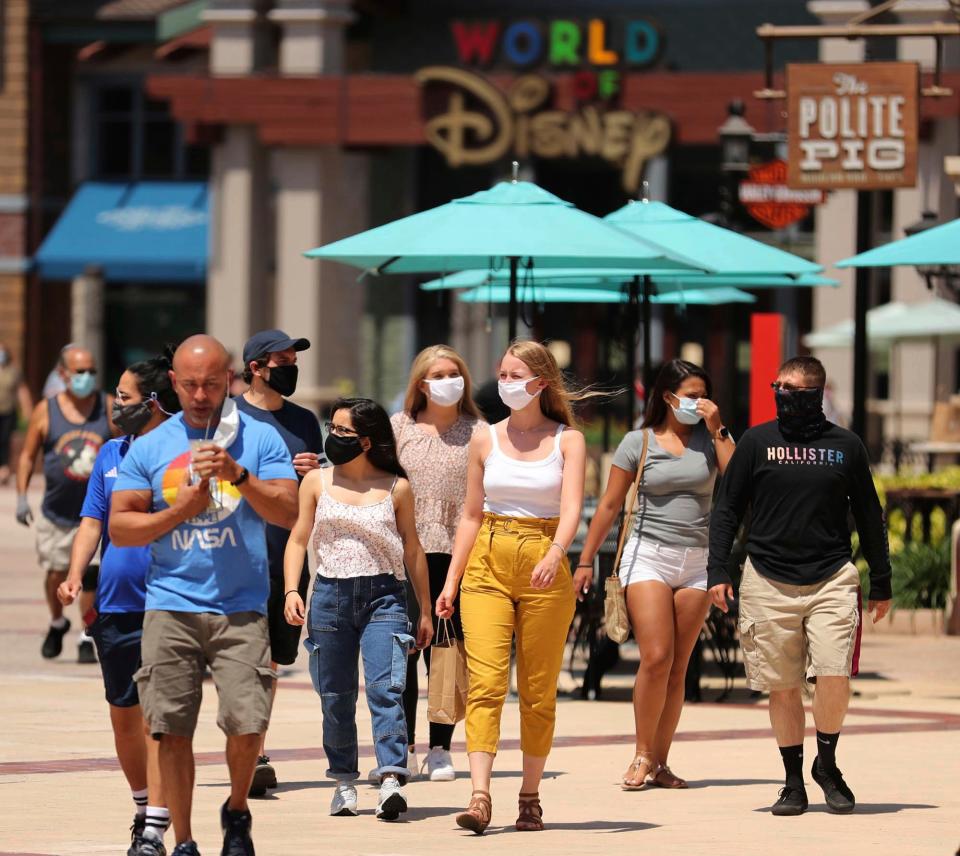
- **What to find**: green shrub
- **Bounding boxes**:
[889,540,951,611]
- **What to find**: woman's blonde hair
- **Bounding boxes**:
[403,344,481,419]
[503,339,604,427]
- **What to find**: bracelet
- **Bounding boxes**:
[576,562,593,569]
[549,541,567,555]
[284,590,299,598]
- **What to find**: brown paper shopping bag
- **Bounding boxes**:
[427,619,468,725]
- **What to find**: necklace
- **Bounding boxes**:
[506,419,547,435]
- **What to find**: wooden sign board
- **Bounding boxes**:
[787,62,919,190]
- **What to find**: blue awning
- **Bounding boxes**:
[35,181,208,282]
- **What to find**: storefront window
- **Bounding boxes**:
[91,82,209,180]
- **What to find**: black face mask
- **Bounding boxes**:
[265,364,298,398]
[112,400,153,437]
[775,386,826,441]
[324,432,364,465]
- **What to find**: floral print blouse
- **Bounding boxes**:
[390,410,483,555]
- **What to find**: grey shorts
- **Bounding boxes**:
[135,610,275,738]
[35,514,78,572]
[738,559,860,692]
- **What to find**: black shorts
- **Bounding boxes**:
[90,612,144,708]
[267,567,309,666]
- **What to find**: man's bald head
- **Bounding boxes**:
[173,335,230,374]
[171,335,232,428]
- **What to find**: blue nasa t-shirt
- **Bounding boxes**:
[114,411,296,615]
[81,437,149,613]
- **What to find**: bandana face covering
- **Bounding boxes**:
[775,386,826,441]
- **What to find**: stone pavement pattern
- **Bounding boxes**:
[1,486,959,856]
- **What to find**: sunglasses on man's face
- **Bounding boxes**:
[771,382,821,392]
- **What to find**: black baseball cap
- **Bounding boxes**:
[242,329,310,367]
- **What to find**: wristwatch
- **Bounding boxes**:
[714,426,730,441]
[230,467,250,487]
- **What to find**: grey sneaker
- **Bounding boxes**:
[137,827,167,856]
[127,814,146,856]
[330,782,358,816]
[376,775,408,821]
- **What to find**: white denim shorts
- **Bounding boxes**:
[618,536,709,591]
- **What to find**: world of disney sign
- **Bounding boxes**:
[415,18,671,194]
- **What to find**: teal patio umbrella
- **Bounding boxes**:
[835,217,960,438]
[305,178,705,339]
[425,267,834,421]
[422,269,836,292]
[835,217,960,269]
[456,284,757,305]
[604,200,823,394]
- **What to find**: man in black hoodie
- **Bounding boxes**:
[708,356,891,818]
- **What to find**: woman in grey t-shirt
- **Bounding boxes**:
[576,360,735,790]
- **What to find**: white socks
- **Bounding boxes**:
[145,806,170,836]
[50,616,68,630]
[132,788,148,815]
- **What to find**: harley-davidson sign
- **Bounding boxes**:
[786,62,918,190]
[739,161,824,230]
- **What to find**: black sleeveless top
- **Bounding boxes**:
[41,393,111,526]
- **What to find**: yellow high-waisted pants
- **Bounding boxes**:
[460,513,576,756]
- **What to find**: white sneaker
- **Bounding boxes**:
[330,782,358,816]
[423,746,455,782]
[376,775,408,821]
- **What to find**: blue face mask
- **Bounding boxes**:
[69,371,96,398]
[670,394,702,425]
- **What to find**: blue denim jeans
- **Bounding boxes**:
[304,574,414,782]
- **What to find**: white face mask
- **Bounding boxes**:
[498,376,541,411]
[669,394,702,425]
[424,375,464,407]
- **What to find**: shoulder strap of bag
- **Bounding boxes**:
[612,429,650,580]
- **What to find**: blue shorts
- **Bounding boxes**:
[91,612,144,708]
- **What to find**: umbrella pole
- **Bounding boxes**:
[642,274,653,403]
[627,276,640,426]
[852,191,872,442]
[508,257,519,342]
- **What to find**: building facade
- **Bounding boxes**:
[9,0,960,450]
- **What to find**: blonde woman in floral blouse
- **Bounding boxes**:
[391,345,484,783]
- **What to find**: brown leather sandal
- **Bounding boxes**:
[621,751,656,791]
[456,790,492,835]
[648,764,688,789]
[516,792,544,831]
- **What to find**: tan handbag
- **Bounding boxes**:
[427,619,468,725]
[603,429,650,644]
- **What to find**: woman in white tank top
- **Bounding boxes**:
[436,341,587,835]
[283,398,434,822]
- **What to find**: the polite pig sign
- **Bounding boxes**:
[786,62,919,190]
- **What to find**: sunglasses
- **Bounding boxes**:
[771,382,821,392]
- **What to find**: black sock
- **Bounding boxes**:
[779,744,804,788]
[816,731,840,772]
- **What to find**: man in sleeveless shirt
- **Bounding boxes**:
[16,345,116,661]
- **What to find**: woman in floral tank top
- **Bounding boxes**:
[391,345,484,783]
